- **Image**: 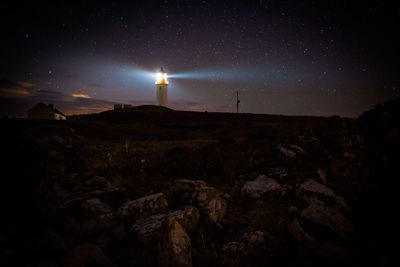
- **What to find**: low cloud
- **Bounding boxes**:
[0,79,38,98]
[72,94,91,99]
[0,78,114,117]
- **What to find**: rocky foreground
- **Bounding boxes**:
[1,100,399,266]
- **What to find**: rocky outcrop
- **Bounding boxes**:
[295,180,353,239]
[158,218,192,267]
[242,231,267,252]
[296,180,350,213]
[67,198,117,236]
[131,206,200,244]
[222,241,245,255]
[278,145,297,163]
[117,193,168,222]
[241,175,281,198]
[301,198,353,240]
[172,180,226,223]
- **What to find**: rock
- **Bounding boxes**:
[222,241,245,254]
[175,179,207,193]
[316,168,327,184]
[158,217,192,267]
[71,243,114,267]
[131,214,166,244]
[343,152,356,160]
[51,135,68,145]
[297,180,350,213]
[168,206,200,234]
[278,145,297,163]
[68,198,117,235]
[301,198,354,239]
[117,193,168,222]
[241,175,281,198]
[298,135,320,147]
[173,180,226,223]
[288,219,315,242]
[84,175,111,188]
[288,144,305,155]
[82,198,112,215]
[288,206,299,214]
[267,167,287,178]
[63,187,128,211]
[131,206,200,244]
[242,231,266,250]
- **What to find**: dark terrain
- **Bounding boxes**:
[1,100,399,266]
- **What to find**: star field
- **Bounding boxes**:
[1,0,399,117]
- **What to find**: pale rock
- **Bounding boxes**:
[117,193,168,222]
[131,206,200,244]
[297,180,350,213]
[241,175,281,198]
[301,198,354,239]
[173,180,226,223]
[222,242,245,254]
[158,218,192,267]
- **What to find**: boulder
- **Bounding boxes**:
[168,206,200,234]
[316,168,327,184]
[131,206,200,244]
[68,198,117,235]
[81,198,112,216]
[63,187,128,211]
[117,193,168,222]
[278,145,297,163]
[300,198,354,240]
[288,219,315,242]
[241,175,281,198]
[158,218,192,267]
[242,231,267,250]
[288,144,305,155]
[131,213,166,244]
[70,243,113,267]
[173,180,226,223]
[84,175,111,189]
[221,241,245,255]
[267,167,287,178]
[296,180,350,213]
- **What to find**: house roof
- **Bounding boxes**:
[28,102,65,116]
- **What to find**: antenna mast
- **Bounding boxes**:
[236,91,240,113]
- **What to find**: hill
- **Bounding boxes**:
[0,101,399,266]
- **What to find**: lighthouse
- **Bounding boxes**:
[155,67,168,107]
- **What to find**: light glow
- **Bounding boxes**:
[155,72,168,85]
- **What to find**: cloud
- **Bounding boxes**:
[72,94,91,99]
[0,78,115,117]
[0,79,39,98]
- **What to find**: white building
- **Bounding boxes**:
[27,103,66,120]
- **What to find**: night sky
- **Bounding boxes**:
[1,0,399,117]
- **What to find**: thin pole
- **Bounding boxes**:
[236,91,240,113]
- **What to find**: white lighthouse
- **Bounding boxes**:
[155,67,168,107]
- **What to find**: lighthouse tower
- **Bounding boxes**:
[155,67,168,107]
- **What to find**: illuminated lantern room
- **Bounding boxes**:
[155,67,168,85]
